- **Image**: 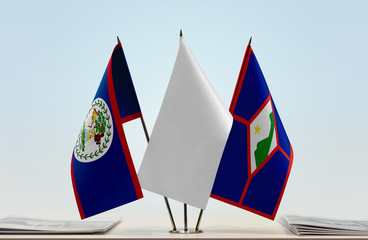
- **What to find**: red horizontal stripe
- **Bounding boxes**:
[121,112,142,124]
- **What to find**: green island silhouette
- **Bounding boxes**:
[254,112,275,167]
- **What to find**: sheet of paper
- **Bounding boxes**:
[280,215,368,236]
[0,216,120,234]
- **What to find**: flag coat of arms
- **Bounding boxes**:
[211,43,293,220]
[138,36,232,209]
[71,42,143,219]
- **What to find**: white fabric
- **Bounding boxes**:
[249,100,277,173]
[138,38,232,209]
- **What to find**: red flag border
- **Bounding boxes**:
[107,56,144,200]
[212,44,294,220]
[70,44,143,219]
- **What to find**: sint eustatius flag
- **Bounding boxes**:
[211,43,293,220]
[71,41,143,219]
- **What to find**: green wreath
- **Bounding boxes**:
[75,99,112,160]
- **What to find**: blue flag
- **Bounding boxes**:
[71,42,143,219]
[211,44,293,220]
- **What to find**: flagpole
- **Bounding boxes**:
[195,209,203,231]
[184,203,188,232]
[164,195,177,231]
[139,116,150,143]
[180,29,190,233]
[179,29,204,234]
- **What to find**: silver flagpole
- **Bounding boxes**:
[174,30,203,234]
[180,29,189,234]
[164,196,177,231]
[184,203,188,232]
[195,209,203,231]
[181,30,204,234]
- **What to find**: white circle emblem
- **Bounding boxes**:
[74,98,113,162]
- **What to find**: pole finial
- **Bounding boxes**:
[117,36,121,45]
[180,29,183,37]
[248,36,252,46]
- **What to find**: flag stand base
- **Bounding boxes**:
[169,229,203,234]
[168,204,204,234]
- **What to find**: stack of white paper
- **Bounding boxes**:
[0,216,119,234]
[280,215,368,236]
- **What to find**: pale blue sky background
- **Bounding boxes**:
[0,0,368,223]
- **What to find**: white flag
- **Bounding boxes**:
[138,37,232,209]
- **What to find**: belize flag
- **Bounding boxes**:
[71,40,143,219]
[211,41,293,220]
